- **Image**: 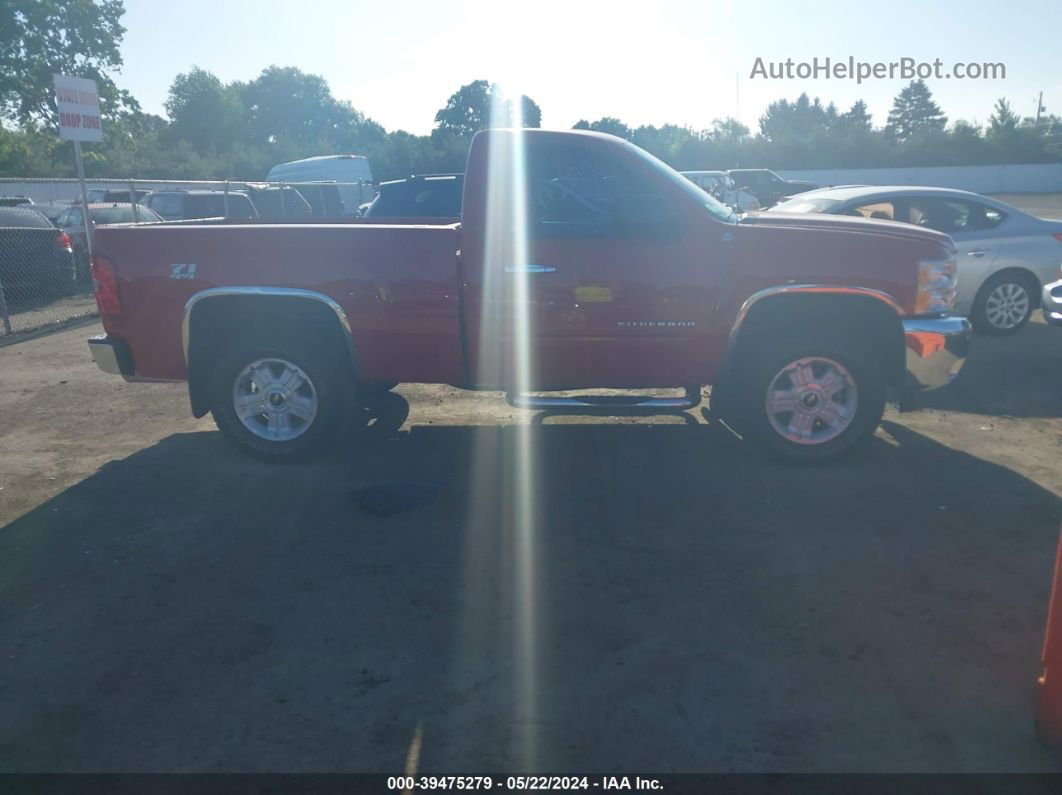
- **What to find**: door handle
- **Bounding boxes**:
[968,249,987,257]
[505,264,556,273]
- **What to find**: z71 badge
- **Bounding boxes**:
[169,263,197,279]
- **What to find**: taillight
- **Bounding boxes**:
[55,231,72,251]
[90,254,122,316]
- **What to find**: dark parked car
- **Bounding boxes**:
[727,168,817,207]
[141,190,258,221]
[364,174,464,219]
[56,203,163,283]
[0,196,33,207]
[0,206,76,299]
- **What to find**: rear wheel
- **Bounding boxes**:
[736,336,886,463]
[971,272,1035,335]
[209,338,350,463]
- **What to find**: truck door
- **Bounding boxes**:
[461,131,723,390]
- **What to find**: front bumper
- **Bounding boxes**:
[902,315,970,393]
[1043,279,1062,327]
[88,335,135,377]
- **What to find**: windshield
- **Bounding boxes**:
[621,140,735,223]
[769,196,843,214]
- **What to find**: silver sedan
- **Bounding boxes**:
[770,186,1062,335]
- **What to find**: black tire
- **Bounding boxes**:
[735,335,886,463]
[970,271,1037,336]
[208,336,351,463]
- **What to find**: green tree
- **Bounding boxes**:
[884,80,947,144]
[988,98,1020,136]
[836,100,873,133]
[517,95,542,128]
[759,93,835,141]
[165,67,243,152]
[434,80,540,137]
[573,117,632,138]
[0,0,135,124]
[240,66,347,151]
[434,80,493,137]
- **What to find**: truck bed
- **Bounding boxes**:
[93,220,465,384]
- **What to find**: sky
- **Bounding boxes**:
[118,0,1061,136]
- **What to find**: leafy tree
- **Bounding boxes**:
[434,80,541,136]
[0,0,135,124]
[988,98,1020,136]
[573,117,632,138]
[434,80,493,137]
[240,66,348,150]
[947,120,991,164]
[759,93,835,141]
[836,100,873,133]
[165,67,243,152]
[885,80,947,144]
[518,95,542,128]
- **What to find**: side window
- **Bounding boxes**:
[849,201,897,221]
[966,201,1006,231]
[906,197,1005,235]
[526,142,680,241]
[150,194,182,220]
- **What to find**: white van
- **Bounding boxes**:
[266,155,375,216]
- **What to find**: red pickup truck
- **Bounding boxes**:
[87,129,970,463]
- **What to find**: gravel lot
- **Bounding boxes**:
[1,311,1061,772]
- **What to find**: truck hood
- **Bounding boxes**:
[739,210,954,249]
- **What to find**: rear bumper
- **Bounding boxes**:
[1043,279,1062,327]
[88,335,135,377]
[902,315,971,393]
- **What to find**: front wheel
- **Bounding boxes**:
[736,338,886,463]
[970,272,1035,335]
[209,339,351,463]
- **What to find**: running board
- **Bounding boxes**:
[506,386,701,411]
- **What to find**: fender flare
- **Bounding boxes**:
[182,286,356,417]
[715,284,905,405]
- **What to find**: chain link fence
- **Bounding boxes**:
[0,177,375,340]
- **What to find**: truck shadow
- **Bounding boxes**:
[1,416,1060,772]
[908,319,1061,419]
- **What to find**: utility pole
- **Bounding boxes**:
[1036,91,1045,124]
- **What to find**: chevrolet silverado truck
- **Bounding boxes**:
[87,129,970,463]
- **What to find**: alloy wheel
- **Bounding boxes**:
[765,356,859,445]
[231,357,318,441]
